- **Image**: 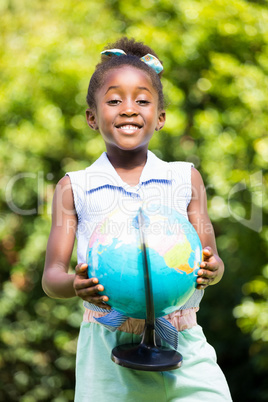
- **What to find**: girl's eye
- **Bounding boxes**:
[107,99,121,105]
[137,100,150,105]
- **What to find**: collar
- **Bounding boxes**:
[85,151,172,192]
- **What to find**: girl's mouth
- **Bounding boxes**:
[116,124,142,133]
[119,124,139,130]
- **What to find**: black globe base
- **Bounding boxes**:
[112,342,183,371]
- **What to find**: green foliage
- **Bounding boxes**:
[1,0,268,400]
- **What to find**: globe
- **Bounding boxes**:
[87,205,202,319]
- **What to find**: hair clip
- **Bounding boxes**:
[101,49,127,57]
[101,49,163,74]
[140,53,163,74]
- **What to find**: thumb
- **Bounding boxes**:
[75,263,88,277]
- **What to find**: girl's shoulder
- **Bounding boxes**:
[165,159,194,185]
[167,160,194,168]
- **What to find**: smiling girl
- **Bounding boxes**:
[42,37,232,401]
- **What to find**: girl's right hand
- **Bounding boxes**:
[73,263,110,309]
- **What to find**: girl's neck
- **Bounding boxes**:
[106,148,148,186]
[106,147,148,170]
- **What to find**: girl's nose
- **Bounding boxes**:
[120,102,138,116]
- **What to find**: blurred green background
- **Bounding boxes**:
[1,0,268,401]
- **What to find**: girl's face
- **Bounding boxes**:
[86,66,166,154]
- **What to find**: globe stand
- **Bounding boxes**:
[111,209,183,371]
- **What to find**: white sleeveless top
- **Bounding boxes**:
[67,150,204,310]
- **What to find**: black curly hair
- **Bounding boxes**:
[86,37,165,110]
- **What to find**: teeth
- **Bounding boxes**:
[119,125,139,130]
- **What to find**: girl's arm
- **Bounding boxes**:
[42,176,110,308]
[42,176,78,298]
[187,167,224,290]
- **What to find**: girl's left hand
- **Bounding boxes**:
[196,247,221,289]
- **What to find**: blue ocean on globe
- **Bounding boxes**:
[87,205,202,319]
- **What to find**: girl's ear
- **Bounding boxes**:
[155,111,166,131]
[86,109,99,130]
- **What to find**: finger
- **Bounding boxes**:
[202,247,214,260]
[197,269,216,281]
[75,282,107,300]
[75,287,108,300]
[196,283,208,290]
[74,278,100,291]
[196,276,212,289]
[198,266,218,277]
[200,261,218,271]
[79,293,111,309]
[75,263,88,276]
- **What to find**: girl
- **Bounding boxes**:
[42,37,232,401]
